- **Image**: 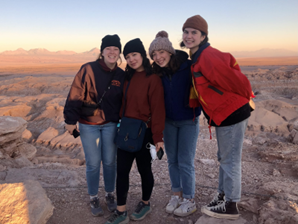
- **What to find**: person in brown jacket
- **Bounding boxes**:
[63,34,125,217]
[105,38,165,224]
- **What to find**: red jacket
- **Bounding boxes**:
[191,45,252,126]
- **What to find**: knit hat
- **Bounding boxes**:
[100,34,122,53]
[123,38,146,57]
[182,15,208,35]
[148,31,176,59]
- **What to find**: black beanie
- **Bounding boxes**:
[100,34,121,53]
[123,38,146,57]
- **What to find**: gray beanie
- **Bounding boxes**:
[149,31,176,59]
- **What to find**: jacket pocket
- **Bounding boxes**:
[193,72,208,85]
[208,85,223,95]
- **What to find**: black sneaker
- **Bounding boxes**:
[90,197,104,216]
[201,200,240,220]
[206,192,225,207]
[105,193,117,212]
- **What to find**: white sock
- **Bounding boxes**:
[90,194,98,200]
[105,192,113,197]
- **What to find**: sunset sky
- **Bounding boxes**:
[1,0,297,54]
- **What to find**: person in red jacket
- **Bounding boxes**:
[181,15,253,220]
[105,38,165,224]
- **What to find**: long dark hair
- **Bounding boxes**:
[180,31,209,48]
[125,53,153,81]
[152,54,181,75]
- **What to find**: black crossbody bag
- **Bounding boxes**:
[114,81,150,152]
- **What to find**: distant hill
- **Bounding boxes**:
[0,48,100,56]
[1,47,297,58]
[0,48,297,67]
[231,48,298,58]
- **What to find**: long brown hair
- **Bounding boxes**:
[152,53,181,75]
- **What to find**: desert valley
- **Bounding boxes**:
[0,48,298,224]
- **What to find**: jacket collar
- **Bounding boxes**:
[191,43,210,64]
[98,59,118,72]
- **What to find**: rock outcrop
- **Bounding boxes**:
[0,180,54,224]
[258,181,298,224]
[0,116,37,168]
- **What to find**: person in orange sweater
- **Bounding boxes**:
[105,38,165,224]
[181,15,253,220]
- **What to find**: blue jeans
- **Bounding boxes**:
[79,122,117,196]
[164,117,199,199]
[215,118,248,202]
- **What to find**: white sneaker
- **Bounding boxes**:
[166,195,182,213]
[173,198,197,217]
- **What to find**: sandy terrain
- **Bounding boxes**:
[0,57,298,224]
[237,56,298,66]
[0,54,296,75]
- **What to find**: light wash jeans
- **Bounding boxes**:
[79,122,117,196]
[164,117,199,199]
[215,118,248,202]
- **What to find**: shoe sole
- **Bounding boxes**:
[201,207,240,220]
[130,207,152,221]
[118,217,130,224]
[91,211,104,217]
[105,200,117,212]
[166,208,174,214]
[173,208,197,217]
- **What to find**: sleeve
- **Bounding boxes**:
[148,75,166,144]
[63,65,87,124]
[199,50,252,100]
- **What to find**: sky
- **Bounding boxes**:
[1,0,298,53]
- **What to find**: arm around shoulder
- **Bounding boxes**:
[148,75,166,144]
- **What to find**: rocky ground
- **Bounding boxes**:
[0,65,298,224]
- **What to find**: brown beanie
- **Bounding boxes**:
[148,31,176,59]
[182,15,208,35]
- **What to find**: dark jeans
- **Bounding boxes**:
[116,128,154,206]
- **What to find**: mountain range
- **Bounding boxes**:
[230,48,298,58]
[0,48,297,58]
[0,48,100,56]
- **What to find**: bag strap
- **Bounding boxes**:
[97,69,117,106]
[121,80,151,124]
[121,80,131,117]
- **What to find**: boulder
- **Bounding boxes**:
[258,199,298,224]
[293,132,298,145]
[0,180,54,224]
[17,143,37,160]
[238,197,261,214]
[258,181,298,224]
[292,119,298,131]
[22,129,33,141]
[0,116,27,145]
[36,127,59,144]
[49,131,81,148]
[0,104,32,118]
